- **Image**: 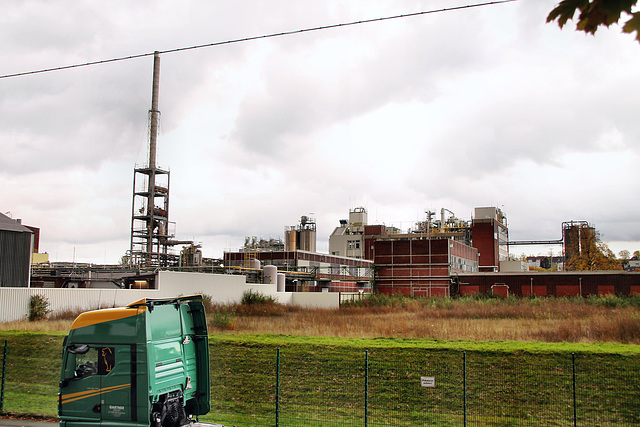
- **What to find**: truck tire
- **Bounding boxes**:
[153,391,188,427]
[151,411,162,427]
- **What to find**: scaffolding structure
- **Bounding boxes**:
[130,166,174,267]
[129,52,176,267]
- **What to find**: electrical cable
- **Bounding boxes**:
[0,1,515,80]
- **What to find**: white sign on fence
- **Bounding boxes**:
[421,376,435,388]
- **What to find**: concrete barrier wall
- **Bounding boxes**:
[292,292,339,309]
[0,271,338,322]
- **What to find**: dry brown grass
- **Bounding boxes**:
[217,308,640,343]
[3,296,640,344]
[214,297,640,344]
[0,319,73,332]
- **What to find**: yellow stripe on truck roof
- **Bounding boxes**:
[70,306,146,330]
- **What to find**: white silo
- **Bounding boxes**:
[277,273,286,292]
[263,265,277,285]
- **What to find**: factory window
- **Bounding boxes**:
[347,240,361,250]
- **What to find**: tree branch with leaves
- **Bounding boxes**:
[547,0,640,42]
[564,229,623,271]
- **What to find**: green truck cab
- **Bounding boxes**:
[58,295,210,427]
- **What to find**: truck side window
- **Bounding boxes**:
[75,347,98,378]
[74,346,115,378]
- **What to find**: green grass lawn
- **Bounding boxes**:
[1,332,639,426]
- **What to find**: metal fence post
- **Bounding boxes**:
[572,353,577,427]
[1,340,7,411]
[365,350,369,427]
[276,347,280,427]
[463,351,467,427]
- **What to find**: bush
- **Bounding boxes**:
[343,293,408,309]
[241,290,276,305]
[28,294,50,321]
[200,293,216,313]
[238,290,292,316]
[585,294,640,308]
[48,307,85,321]
[236,301,289,317]
[208,305,237,330]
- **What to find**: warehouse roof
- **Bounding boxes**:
[0,212,33,233]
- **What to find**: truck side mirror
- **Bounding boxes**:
[68,344,90,354]
[61,352,77,385]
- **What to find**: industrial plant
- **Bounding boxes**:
[2,51,640,323]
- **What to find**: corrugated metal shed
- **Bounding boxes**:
[0,212,33,287]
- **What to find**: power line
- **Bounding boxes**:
[0,0,515,80]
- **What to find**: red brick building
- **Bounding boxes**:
[471,207,509,272]
[373,238,478,296]
[456,271,640,297]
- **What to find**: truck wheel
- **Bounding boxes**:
[163,399,187,427]
[151,411,162,427]
[154,391,188,427]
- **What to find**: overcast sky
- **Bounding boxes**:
[2,0,639,264]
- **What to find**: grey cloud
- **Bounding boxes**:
[228,7,490,157]
[4,0,640,262]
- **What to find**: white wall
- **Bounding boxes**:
[292,292,339,309]
[157,270,251,302]
[500,260,526,272]
[157,271,337,308]
[0,271,339,323]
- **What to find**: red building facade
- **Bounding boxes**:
[373,238,479,296]
[470,207,509,272]
[456,271,640,297]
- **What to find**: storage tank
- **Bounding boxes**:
[251,258,261,270]
[285,228,297,251]
[263,265,277,285]
[277,273,285,292]
[298,228,316,252]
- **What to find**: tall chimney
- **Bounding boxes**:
[149,51,160,170]
[147,51,161,255]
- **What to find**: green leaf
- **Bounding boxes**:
[547,0,589,27]
[601,0,636,16]
[548,0,640,41]
[623,12,640,41]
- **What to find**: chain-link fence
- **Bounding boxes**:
[0,334,637,426]
[0,340,7,412]
[209,345,640,426]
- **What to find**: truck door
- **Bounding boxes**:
[59,345,133,424]
[59,345,104,422]
[100,345,134,423]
